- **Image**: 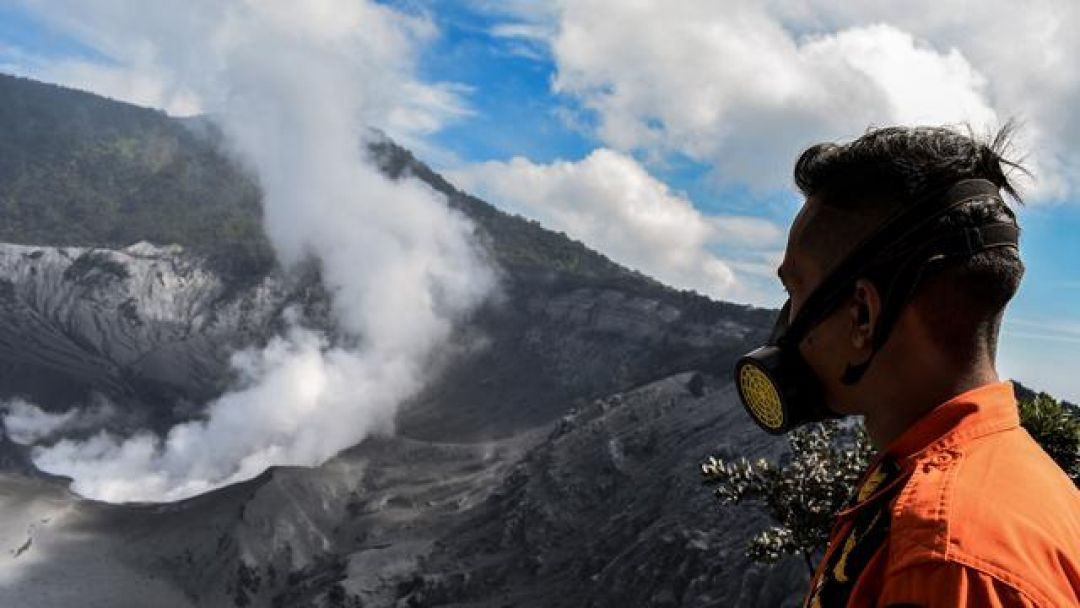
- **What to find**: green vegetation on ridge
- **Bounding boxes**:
[0,74,273,278]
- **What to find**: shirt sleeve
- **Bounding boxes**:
[878,561,1038,608]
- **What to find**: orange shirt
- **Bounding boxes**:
[805,381,1080,607]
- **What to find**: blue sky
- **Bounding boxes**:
[1,0,1078,402]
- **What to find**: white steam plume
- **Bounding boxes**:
[1,396,117,445]
[7,0,494,502]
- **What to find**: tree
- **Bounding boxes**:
[701,390,1080,574]
[1018,392,1080,484]
[700,420,872,575]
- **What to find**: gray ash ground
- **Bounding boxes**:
[1,373,806,607]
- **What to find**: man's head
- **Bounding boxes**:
[778,124,1026,417]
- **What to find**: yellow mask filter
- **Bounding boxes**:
[733,342,832,435]
[737,360,785,431]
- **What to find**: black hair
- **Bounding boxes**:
[791,123,1028,360]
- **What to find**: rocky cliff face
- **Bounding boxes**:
[0,240,326,436]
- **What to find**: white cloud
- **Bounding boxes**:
[1003,317,1080,344]
[7,0,495,502]
[489,23,551,42]
[785,0,1080,200]
[799,25,995,127]
[707,216,785,249]
[487,23,551,62]
[485,0,1080,200]
[12,0,469,134]
[539,2,1000,189]
[449,148,781,303]
[29,59,202,116]
[999,315,1080,404]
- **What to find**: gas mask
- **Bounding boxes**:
[734,179,1020,434]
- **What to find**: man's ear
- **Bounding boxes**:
[849,278,882,350]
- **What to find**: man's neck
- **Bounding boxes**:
[863,362,1000,451]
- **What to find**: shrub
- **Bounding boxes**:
[1018,392,1080,483]
[700,420,872,574]
[702,389,1080,572]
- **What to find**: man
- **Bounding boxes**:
[734,125,1080,606]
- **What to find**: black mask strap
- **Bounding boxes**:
[839,218,1019,384]
[782,179,1012,349]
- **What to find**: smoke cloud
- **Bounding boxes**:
[6,0,495,502]
[1,396,117,445]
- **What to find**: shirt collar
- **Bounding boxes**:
[884,380,1019,462]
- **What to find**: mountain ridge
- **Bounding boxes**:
[0,71,774,441]
[0,73,797,607]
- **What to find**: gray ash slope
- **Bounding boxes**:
[0,74,802,606]
[1,376,804,607]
